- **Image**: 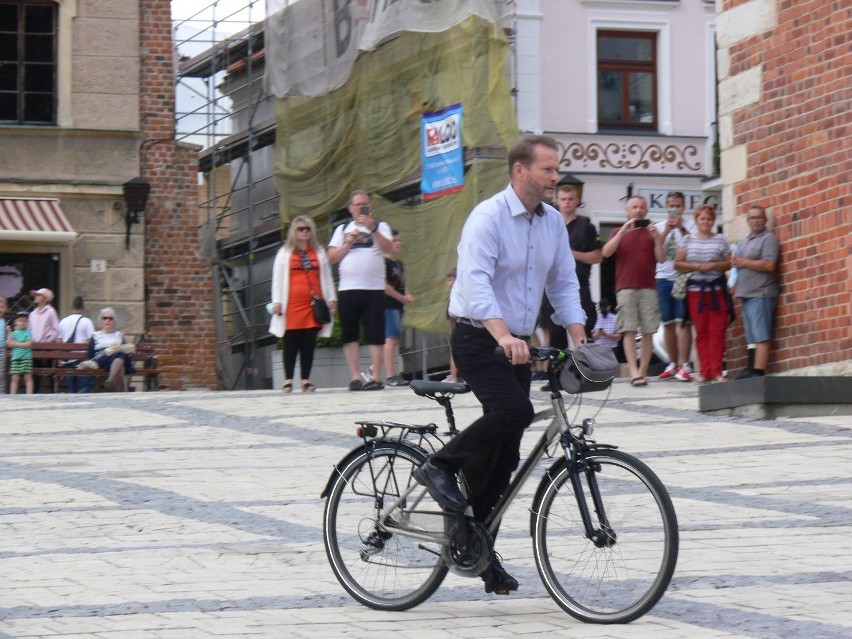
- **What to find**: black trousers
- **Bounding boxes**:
[282,328,320,380]
[433,323,534,528]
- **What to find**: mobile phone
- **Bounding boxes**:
[667,209,679,217]
[634,219,650,228]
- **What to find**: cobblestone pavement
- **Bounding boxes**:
[1,379,850,638]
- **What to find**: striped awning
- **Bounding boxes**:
[0,198,76,243]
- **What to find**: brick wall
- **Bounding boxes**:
[718,0,851,373]
[138,0,217,389]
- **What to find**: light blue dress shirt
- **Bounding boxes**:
[449,184,585,336]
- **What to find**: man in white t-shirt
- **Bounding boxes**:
[655,192,695,382]
[328,190,394,390]
[58,296,96,393]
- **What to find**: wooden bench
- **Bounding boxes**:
[29,342,162,392]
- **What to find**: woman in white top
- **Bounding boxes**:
[269,216,336,393]
[84,307,135,391]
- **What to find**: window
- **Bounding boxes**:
[0,1,57,125]
[597,31,657,130]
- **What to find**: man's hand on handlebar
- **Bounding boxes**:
[497,335,530,366]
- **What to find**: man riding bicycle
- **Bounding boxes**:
[414,135,587,594]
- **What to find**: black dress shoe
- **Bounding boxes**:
[413,458,468,511]
[734,368,755,380]
[482,557,518,594]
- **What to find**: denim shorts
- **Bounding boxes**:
[656,279,686,325]
[384,308,402,339]
[741,296,777,343]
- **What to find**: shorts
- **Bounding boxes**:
[741,296,777,343]
[616,288,661,335]
[656,279,687,325]
[338,289,386,345]
[385,308,402,339]
[10,358,33,374]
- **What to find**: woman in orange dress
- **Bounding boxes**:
[269,216,337,392]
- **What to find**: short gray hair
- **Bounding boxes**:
[99,307,118,325]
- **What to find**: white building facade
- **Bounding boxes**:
[513,0,719,301]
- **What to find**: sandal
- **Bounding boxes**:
[301,381,316,393]
[282,382,293,393]
[631,376,648,387]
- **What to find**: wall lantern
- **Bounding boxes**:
[121,177,151,249]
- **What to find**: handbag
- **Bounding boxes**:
[558,342,619,394]
[672,272,690,300]
[299,249,332,325]
[311,296,331,324]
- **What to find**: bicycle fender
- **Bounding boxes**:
[319,439,431,499]
[527,444,619,536]
[529,458,569,537]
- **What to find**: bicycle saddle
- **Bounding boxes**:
[409,380,471,396]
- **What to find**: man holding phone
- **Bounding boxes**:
[328,190,394,390]
[602,196,665,386]
[655,191,695,382]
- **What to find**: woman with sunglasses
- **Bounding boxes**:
[82,308,135,391]
[269,216,337,393]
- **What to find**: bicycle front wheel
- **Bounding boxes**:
[323,442,448,611]
[531,449,678,623]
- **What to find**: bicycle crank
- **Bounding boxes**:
[442,516,493,577]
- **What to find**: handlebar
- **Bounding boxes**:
[494,345,569,362]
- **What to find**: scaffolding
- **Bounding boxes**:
[175,0,276,390]
[174,1,517,390]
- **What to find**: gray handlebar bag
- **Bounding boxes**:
[559,342,619,394]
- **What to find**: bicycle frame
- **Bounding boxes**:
[375,387,609,548]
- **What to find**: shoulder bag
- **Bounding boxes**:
[671,235,690,300]
[299,250,331,325]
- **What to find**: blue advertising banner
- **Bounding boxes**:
[421,104,464,201]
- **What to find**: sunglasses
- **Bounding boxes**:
[296,226,311,232]
[101,316,114,320]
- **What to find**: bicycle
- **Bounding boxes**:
[321,345,679,624]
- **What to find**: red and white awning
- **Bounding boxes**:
[0,198,76,243]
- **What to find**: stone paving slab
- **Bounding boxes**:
[0,379,850,638]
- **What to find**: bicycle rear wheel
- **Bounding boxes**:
[531,449,678,623]
[323,442,448,610]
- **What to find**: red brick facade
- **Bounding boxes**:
[721,0,851,372]
[139,0,217,389]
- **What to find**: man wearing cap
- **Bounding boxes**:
[28,288,60,342]
[28,288,60,392]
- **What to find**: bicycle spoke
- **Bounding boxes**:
[324,443,448,610]
[532,450,678,623]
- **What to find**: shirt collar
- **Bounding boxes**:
[504,184,545,218]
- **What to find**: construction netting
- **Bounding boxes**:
[267,2,518,333]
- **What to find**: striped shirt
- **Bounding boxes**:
[678,234,730,289]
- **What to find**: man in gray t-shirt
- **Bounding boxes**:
[731,205,779,378]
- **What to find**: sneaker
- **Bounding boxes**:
[348,379,363,391]
[530,371,548,381]
[385,375,409,387]
[361,380,384,391]
[658,363,677,380]
[674,366,693,382]
[734,368,755,380]
[441,375,460,383]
